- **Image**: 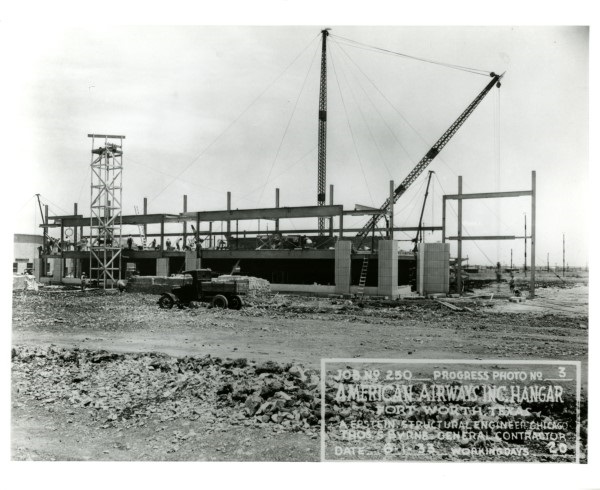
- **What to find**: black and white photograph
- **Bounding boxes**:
[3,3,597,488]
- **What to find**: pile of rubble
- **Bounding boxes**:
[12,346,319,432]
[12,274,39,292]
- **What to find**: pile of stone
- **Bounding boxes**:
[12,274,39,292]
[12,346,318,432]
[216,360,321,429]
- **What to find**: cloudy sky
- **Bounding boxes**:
[5,25,589,267]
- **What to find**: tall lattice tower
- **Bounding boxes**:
[88,134,125,288]
[317,28,329,235]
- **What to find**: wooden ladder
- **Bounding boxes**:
[356,256,369,297]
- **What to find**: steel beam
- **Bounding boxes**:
[181,205,344,222]
[87,134,126,139]
[48,213,180,227]
[445,190,532,200]
[48,225,442,236]
[447,235,517,241]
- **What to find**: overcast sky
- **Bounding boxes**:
[5,25,589,267]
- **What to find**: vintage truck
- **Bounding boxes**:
[157,269,248,309]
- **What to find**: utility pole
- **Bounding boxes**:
[563,233,566,276]
[510,248,513,270]
[316,28,330,235]
[547,253,549,272]
[524,213,527,272]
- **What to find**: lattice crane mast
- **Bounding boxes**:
[316,28,330,235]
[355,72,503,248]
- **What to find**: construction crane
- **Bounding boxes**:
[35,193,60,253]
[412,170,434,253]
[355,72,503,248]
[316,28,330,235]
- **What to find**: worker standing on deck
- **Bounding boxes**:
[127,235,133,250]
[80,272,87,292]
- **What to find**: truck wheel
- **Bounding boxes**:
[158,295,174,309]
[229,295,243,310]
[212,294,228,309]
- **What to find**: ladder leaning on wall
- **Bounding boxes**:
[356,255,369,298]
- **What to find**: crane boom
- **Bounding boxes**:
[413,170,434,252]
[356,72,503,246]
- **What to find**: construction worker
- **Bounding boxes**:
[176,237,182,251]
[509,272,515,294]
[80,272,87,292]
[166,238,172,250]
[495,261,502,282]
[127,235,133,250]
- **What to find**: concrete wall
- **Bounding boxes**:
[33,258,42,282]
[14,234,43,267]
[271,283,412,298]
[334,240,352,294]
[185,251,201,271]
[156,257,170,277]
[377,240,398,298]
[52,258,64,282]
[417,242,450,295]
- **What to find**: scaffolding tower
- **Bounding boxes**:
[88,134,125,288]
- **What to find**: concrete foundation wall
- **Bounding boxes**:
[334,241,352,294]
[185,251,201,271]
[377,240,399,298]
[417,242,450,295]
[52,258,64,282]
[156,258,170,277]
[271,283,412,298]
[33,258,42,282]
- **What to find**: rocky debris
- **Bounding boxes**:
[13,275,39,292]
[255,361,284,375]
[12,346,321,433]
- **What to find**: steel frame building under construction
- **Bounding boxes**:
[33,30,539,298]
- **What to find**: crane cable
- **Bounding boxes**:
[148,33,321,204]
[329,43,376,206]
[331,34,491,77]
[332,39,421,168]
[331,41,401,179]
[257,40,321,205]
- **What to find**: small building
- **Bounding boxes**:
[13,234,43,274]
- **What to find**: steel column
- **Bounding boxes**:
[275,188,280,233]
[457,176,463,295]
[183,195,188,248]
[530,170,536,298]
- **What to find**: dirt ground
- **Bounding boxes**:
[11,281,589,461]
